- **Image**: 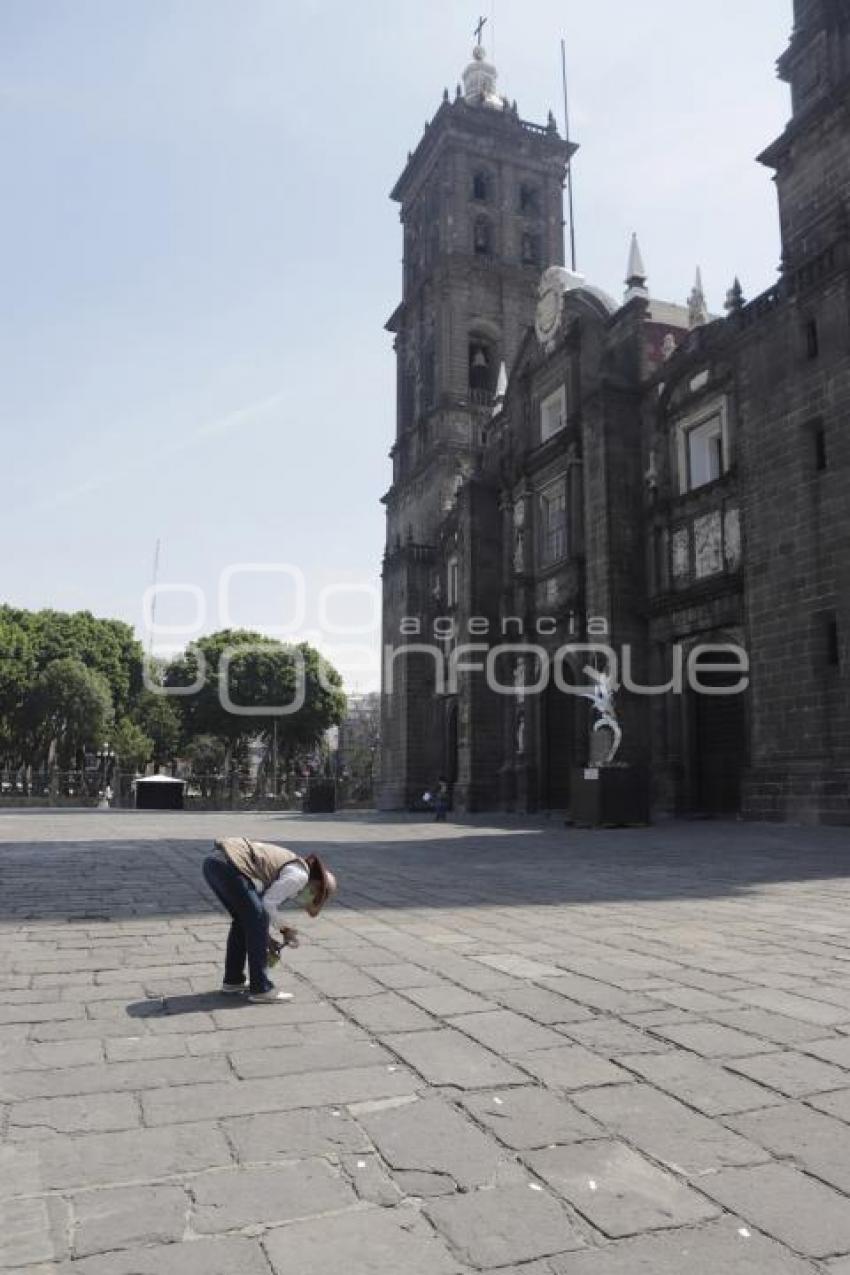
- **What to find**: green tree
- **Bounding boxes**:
[0,606,147,768]
[165,630,346,769]
[133,690,181,770]
[20,609,143,718]
[0,610,36,765]
[25,658,114,770]
[185,734,226,799]
[112,717,153,775]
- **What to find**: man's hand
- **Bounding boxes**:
[279,925,300,949]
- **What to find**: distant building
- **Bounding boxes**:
[379,1,850,824]
[337,693,381,797]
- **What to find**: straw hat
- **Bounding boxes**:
[304,854,338,917]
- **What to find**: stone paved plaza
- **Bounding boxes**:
[2,811,850,1273]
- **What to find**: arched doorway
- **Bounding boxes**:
[688,647,747,815]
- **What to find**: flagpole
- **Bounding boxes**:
[148,538,161,660]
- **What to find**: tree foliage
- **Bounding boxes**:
[0,606,145,767]
[0,610,347,784]
[165,629,345,763]
[185,734,226,776]
[25,658,114,769]
[133,690,181,768]
[0,611,36,760]
[111,718,154,774]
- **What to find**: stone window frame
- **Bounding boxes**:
[521,230,542,267]
[518,182,541,215]
[473,213,494,257]
[540,385,567,444]
[814,609,841,671]
[675,396,729,495]
[471,168,493,203]
[538,477,568,567]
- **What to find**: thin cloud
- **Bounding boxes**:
[26,391,287,516]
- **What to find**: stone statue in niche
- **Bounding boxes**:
[578,668,622,766]
[513,527,525,573]
[515,710,525,755]
[512,499,526,573]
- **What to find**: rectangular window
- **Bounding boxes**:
[825,617,841,668]
[521,232,541,267]
[805,318,819,360]
[540,385,567,443]
[826,613,840,668]
[540,482,567,565]
[447,556,459,607]
[815,610,840,669]
[803,417,827,471]
[687,417,723,488]
[677,402,728,493]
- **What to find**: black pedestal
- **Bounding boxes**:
[571,764,650,828]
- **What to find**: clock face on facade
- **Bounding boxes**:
[535,275,564,347]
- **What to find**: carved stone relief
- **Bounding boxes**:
[724,507,742,570]
[694,511,723,578]
[672,527,690,583]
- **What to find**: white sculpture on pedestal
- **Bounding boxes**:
[578,668,622,766]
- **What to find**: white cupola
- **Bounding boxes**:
[462,40,503,108]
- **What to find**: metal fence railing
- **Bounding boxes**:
[0,771,375,810]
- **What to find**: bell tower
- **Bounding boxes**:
[759,0,850,264]
[378,33,574,808]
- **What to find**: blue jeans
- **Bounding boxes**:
[202,855,273,994]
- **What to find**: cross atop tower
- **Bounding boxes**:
[473,15,487,46]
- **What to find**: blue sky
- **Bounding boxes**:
[2,1,790,689]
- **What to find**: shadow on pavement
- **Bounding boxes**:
[125,992,249,1018]
[0,811,849,924]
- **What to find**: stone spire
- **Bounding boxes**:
[462,33,503,109]
[725,276,745,313]
[688,267,709,329]
[624,233,649,303]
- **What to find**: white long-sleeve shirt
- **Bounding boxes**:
[261,861,309,927]
[214,843,309,928]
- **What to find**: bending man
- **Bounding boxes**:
[202,836,337,1004]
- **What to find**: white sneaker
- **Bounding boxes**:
[221,982,246,995]
[248,989,295,1004]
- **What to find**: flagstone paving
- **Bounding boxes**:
[1,809,850,1272]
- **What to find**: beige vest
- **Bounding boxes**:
[216,837,308,891]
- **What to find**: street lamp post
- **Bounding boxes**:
[97,741,113,809]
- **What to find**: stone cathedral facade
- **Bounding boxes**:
[379,0,850,825]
